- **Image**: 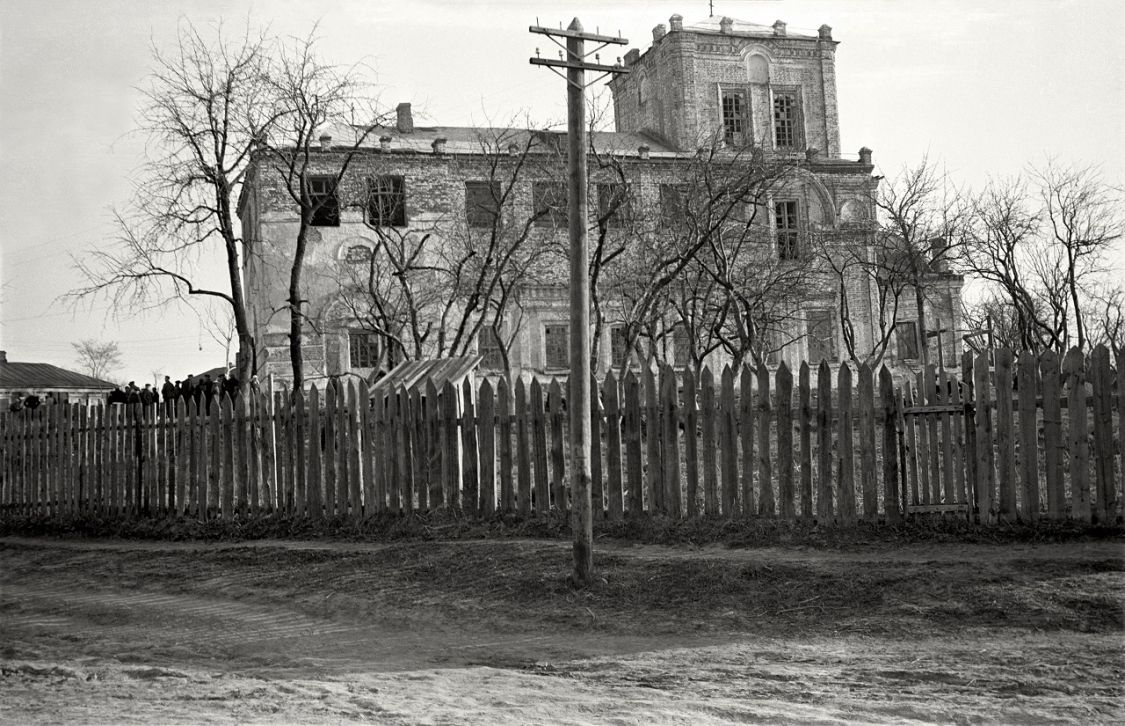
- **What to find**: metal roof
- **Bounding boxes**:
[0,361,117,391]
[368,356,482,397]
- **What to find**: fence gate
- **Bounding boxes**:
[898,367,972,518]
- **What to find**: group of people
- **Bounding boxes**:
[107,373,244,409]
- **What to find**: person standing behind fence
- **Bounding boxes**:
[202,374,215,411]
[139,384,156,407]
[162,376,177,414]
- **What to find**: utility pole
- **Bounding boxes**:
[530,18,627,588]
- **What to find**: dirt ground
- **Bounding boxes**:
[1,534,1123,725]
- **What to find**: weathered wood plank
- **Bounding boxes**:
[903,383,920,508]
[643,365,662,513]
[948,370,968,511]
[306,386,323,519]
[401,385,417,513]
[548,378,565,512]
[757,362,774,518]
[923,366,941,505]
[837,363,856,526]
[591,373,603,519]
[358,381,374,516]
[994,349,1016,522]
[463,378,481,514]
[220,395,235,519]
[497,378,514,512]
[816,360,833,524]
[478,379,496,515]
[438,383,455,512]
[1017,351,1041,522]
[880,367,901,523]
[700,367,719,516]
[914,372,932,506]
[661,365,682,517]
[623,371,643,515]
[719,365,738,517]
[1118,350,1125,524]
[530,379,548,514]
[857,363,878,519]
[961,351,978,504]
[426,379,441,511]
[515,378,531,514]
[973,352,995,522]
[682,368,699,517]
[1089,345,1115,525]
[799,363,813,520]
[348,382,363,516]
[937,369,955,508]
[604,371,624,520]
[1064,348,1091,521]
[776,362,794,520]
[323,384,338,517]
[739,365,755,517]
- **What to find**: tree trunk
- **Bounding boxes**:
[914,282,929,367]
[288,225,309,389]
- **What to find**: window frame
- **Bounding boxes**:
[610,325,631,368]
[774,199,801,260]
[720,87,750,147]
[543,322,570,370]
[306,175,340,227]
[659,183,689,227]
[596,182,631,229]
[771,87,804,151]
[366,174,407,227]
[806,310,838,364]
[478,327,505,371]
[465,180,501,228]
[532,181,568,229]
[895,321,921,361]
[349,330,379,369]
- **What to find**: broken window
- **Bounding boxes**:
[367,175,406,227]
[610,325,630,367]
[896,321,920,361]
[544,323,569,369]
[345,245,372,264]
[772,89,802,150]
[532,181,568,228]
[721,89,749,146]
[478,327,505,371]
[465,180,501,228]
[806,310,837,364]
[349,331,379,368]
[774,200,800,260]
[307,175,339,227]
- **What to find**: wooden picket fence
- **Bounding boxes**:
[1,346,1122,526]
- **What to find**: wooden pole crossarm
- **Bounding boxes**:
[529,58,628,75]
[528,25,629,44]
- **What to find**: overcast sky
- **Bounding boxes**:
[1,0,1122,384]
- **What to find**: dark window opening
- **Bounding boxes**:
[465,180,501,228]
[807,310,837,363]
[611,325,630,367]
[722,89,749,146]
[773,90,801,150]
[544,323,569,369]
[367,175,406,227]
[660,184,688,226]
[532,181,568,228]
[774,200,800,260]
[349,331,379,368]
[345,245,372,263]
[479,327,504,371]
[672,326,691,367]
[597,183,631,228]
[307,175,339,227]
[896,321,920,360]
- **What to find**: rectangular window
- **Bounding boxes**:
[660,184,688,226]
[367,175,406,227]
[807,310,837,364]
[610,325,630,367]
[896,321,920,360]
[774,200,800,260]
[307,175,339,227]
[597,183,630,228]
[721,89,749,146]
[465,180,501,228]
[773,90,802,150]
[349,331,379,368]
[544,323,569,369]
[532,181,567,228]
[478,327,504,371]
[672,325,691,367]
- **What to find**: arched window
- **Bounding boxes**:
[637,72,649,105]
[345,245,373,263]
[747,54,769,84]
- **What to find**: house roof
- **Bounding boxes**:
[369,356,482,397]
[684,16,820,40]
[0,360,117,391]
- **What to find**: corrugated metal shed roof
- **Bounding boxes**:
[0,361,117,391]
[369,356,482,397]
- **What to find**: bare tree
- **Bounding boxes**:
[69,21,280,383]
[256,31,384,388]
[872,156,967,366]
[72,339,123,381]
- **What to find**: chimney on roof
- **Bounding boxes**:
[0,351,6,363]
[819,24,833,41]
[318,133,332,150]
[396,102,414,133]
[652,24,666,41]
[772,20,787,36]
[380,135,392,151]
[507,142,520,156]
[432,137,447,154]
[669,14,683,32]
[859,147,873,166]
[624,48,640,66]
[638,145,650,160]
[719,16,733,34]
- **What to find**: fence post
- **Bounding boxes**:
[603,371,624,519]
[776,362,794,520]
[973,352,995,522]
[858,363,878,520]
[1064,348,1090,521]
[1090,345,1115,525]
[880,366,901,524]
[478,378,496,515]
[661,365,682,517]
[837,363,856,526]
[816,360,833,524]
[719,365,738,517]
[700,367,718,516]
[1017,351,1040,522]
[757,362,774,517]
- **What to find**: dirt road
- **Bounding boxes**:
[2,536,1122,724]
